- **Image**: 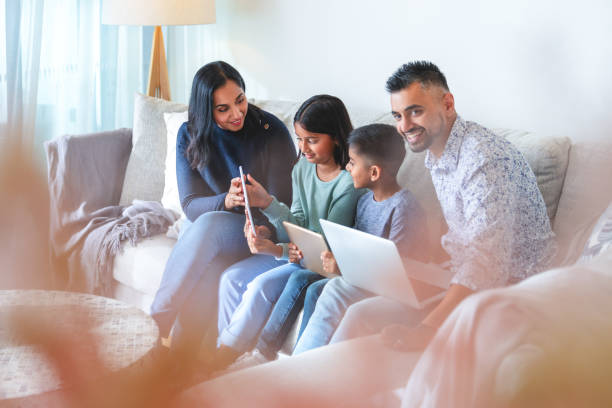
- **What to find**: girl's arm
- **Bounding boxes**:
[245,167,303,243]
[325,187,363,228]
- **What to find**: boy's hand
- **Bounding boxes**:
[380,323,437,352]
[225,177,245,210]
[288,242,303,264]
[244,174,273,208]
[321,251,340,275]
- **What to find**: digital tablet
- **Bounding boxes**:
[282,221,335,278]
[239,166,256,236]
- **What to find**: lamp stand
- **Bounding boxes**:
[147,26,171,100]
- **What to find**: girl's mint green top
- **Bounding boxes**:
[262,157,364,259]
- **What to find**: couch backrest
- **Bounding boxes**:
[552,139,612,266]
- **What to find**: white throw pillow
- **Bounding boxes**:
[162,111,189,217]
[119,93,187,205]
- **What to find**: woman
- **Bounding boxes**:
[149,61,295,365]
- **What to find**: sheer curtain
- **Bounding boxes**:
[0,0,218,161]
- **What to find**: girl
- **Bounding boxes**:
[213,95,363,369]
[149,61,295,368]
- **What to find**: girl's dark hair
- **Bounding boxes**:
[293,95,352,168]
[186,61,262,169]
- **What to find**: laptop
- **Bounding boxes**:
[282,221,337,278]
[319,219,452,309]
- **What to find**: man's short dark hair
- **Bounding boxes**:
[385,61,449,93]
[348,124,406,176]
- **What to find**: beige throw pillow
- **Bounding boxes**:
[119,93,187,205]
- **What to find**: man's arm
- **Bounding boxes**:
[421,283,473,328]
[381,284,473,351]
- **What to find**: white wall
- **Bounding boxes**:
[187,0,612,140]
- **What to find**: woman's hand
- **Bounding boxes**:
[321,251,340,275]
[225,177,245,210]
[288,243,303,264]
[245,174,273,208]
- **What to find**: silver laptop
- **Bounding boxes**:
[319,219,450,309]
[282,221,337,278]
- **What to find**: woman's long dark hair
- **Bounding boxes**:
[293,95,352,168]
[186,61,261,169]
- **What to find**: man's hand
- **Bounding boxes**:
[288,243,303,264]
[380,323,437,352]
[244,174,273,208]
[321,251,340,276]
[224,177,244,210]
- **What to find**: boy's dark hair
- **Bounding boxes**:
[294,95,353,169]
[385,61,449,93]
[348,124,406,176]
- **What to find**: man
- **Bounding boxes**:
[333,61,557,351]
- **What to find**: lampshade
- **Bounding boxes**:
[102,0,216,26]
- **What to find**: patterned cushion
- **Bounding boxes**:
[119,93,187,205]
[580,202,612,262]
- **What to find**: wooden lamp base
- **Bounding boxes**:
[147,26,171,101]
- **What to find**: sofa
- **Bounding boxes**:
[45,93,612,349]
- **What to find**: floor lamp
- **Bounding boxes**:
[102,0,216,101]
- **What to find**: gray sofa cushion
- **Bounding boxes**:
[494,129,571,222]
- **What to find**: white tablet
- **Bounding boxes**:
[282,221,335,278]
[239,166,256,236]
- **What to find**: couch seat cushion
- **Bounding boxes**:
[112,234,176,296]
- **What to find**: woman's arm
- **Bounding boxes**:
[175,125,226,221]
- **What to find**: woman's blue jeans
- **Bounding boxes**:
[256,269,328,359]
[150,211,250,359]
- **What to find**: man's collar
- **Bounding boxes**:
[425,115,466,171]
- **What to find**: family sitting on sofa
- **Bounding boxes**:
[148,59,558,387]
